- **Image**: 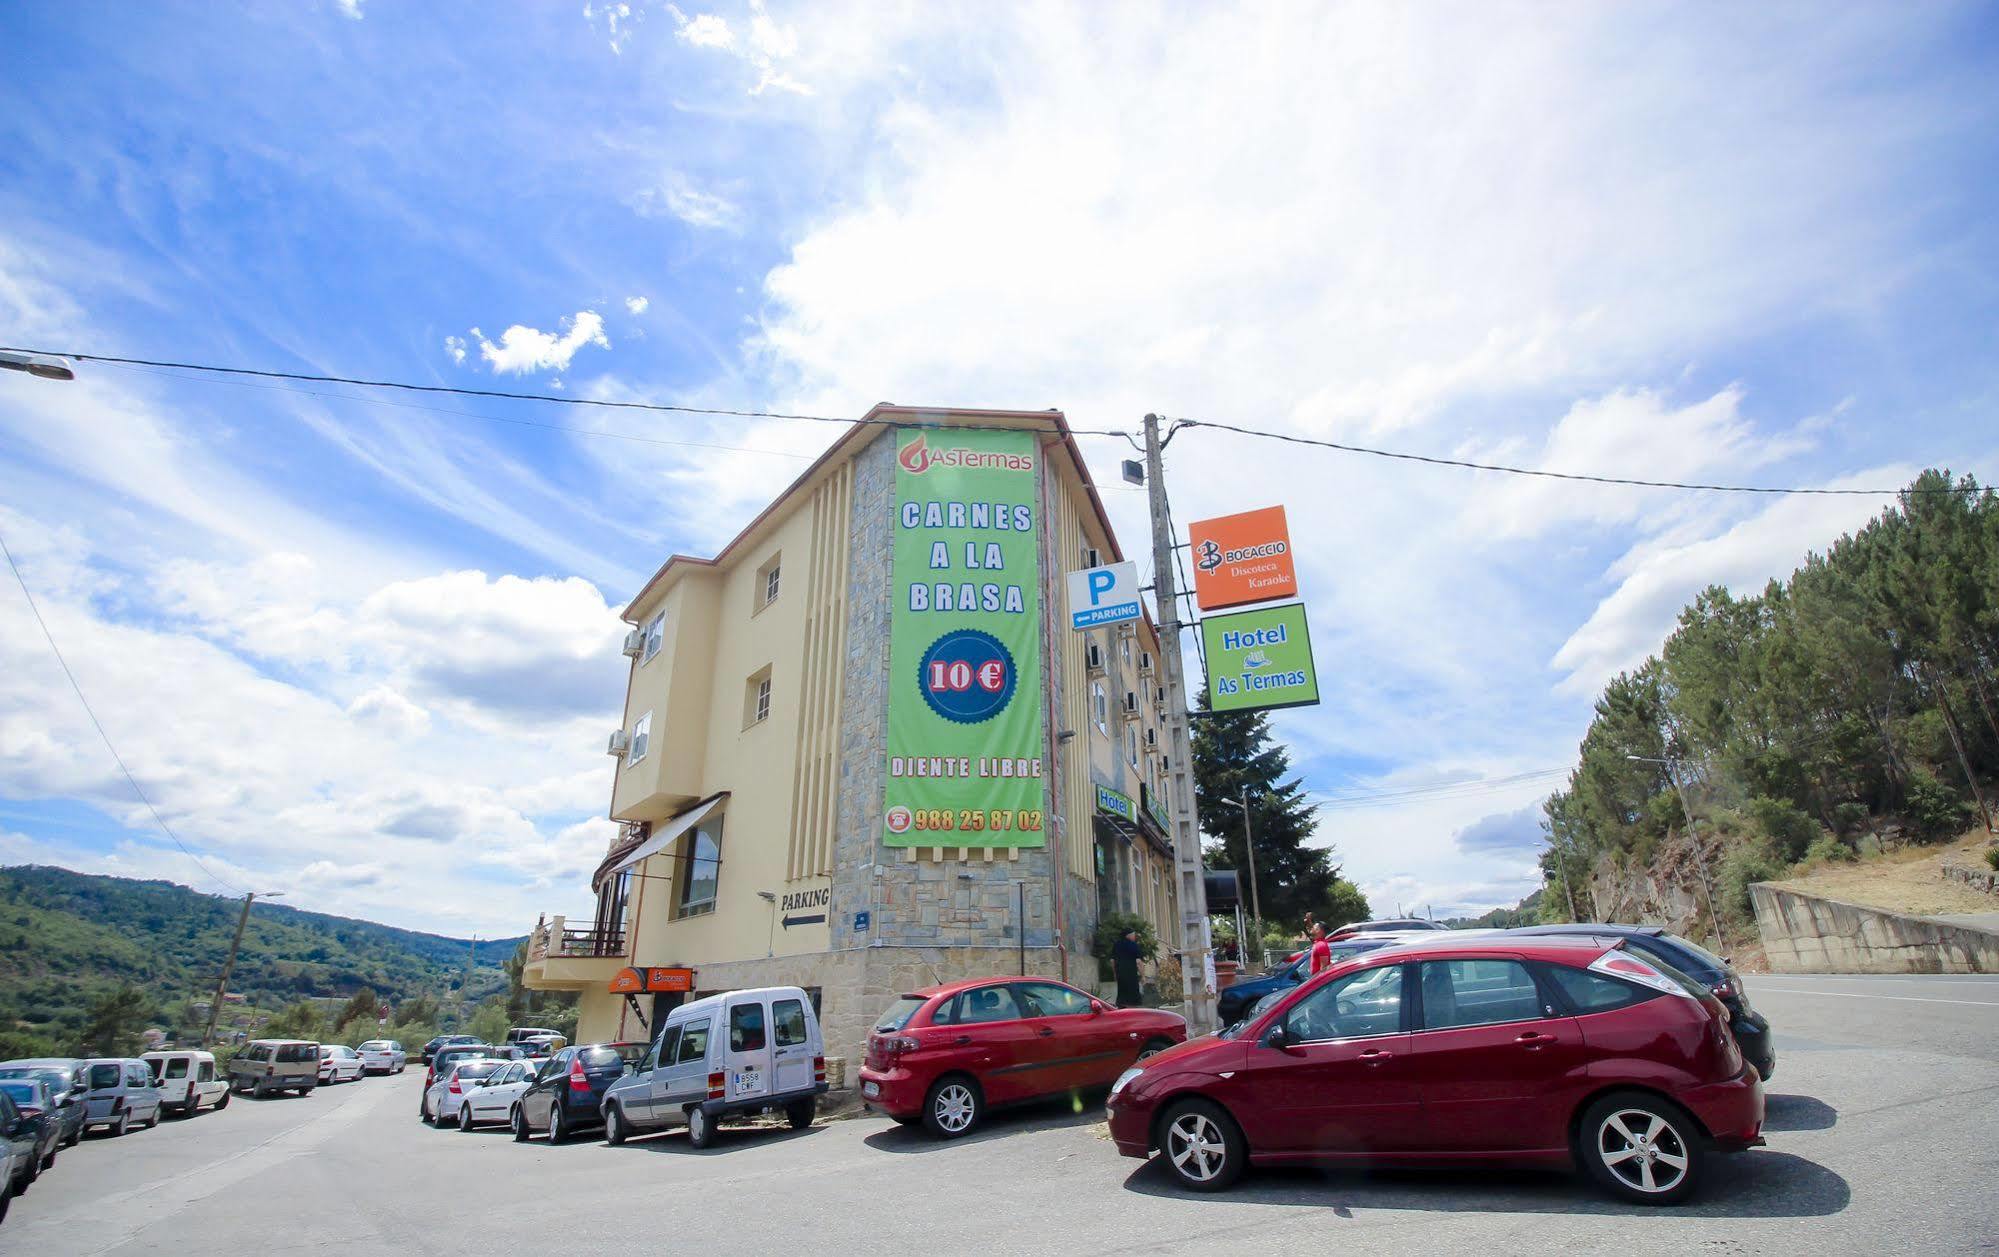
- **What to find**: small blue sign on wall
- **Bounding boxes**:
[854,910,871,932]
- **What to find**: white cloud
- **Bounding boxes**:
[467,309,609,375]
[624,295,650,315]
[669,0,809,95]
[444,334,467,365]
[333,0,363,19]
[672,9,734,50]
[345,685,432,735]
[630,174,742,231]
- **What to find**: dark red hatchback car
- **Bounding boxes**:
[861,977,1187,1137]
[1106,934,1764,1203]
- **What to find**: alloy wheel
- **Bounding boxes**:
[1596,1108,1691,1195]
[932,1084,975,1134]
[1166,1111,1228,1183]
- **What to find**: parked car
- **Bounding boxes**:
[1217,936,1419,1025]
[420,1044,500,1118]
[0,1080,60,1179]
[0,1061,87,1148]
[1106,933,1764,1202]
[517,1035,563,1059]
[422,1059,507,1126]
[356,1040,407,1075]
[421,1034,480,1065]
[315,1045,364,1084]
[0,1087,44,1205]
[512,1040,647,1144]
[227,1040,320,1098]
[453,1059,537,1131]
[142,1050,229,1116]
[1326,917,1451,941]
[861,977,1188,1139]
[505,1027,562,1047]
[81,1058,163,1133]
[600,987,828,1148]
[1505,923,1776,1081]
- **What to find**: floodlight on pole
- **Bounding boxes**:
[0,351,75,381]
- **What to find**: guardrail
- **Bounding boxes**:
[529,915,626,961]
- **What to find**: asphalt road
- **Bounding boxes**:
[8,974,1998,1256]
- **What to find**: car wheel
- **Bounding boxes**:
[511,1105,529,1142]
[39,1147,55,1172]
[1580,1092,1704,1205]
[0,1179,10,1224]
[214,1090,229,1111]
[113,1107,131,1137]
[605,1103,628,1146]
[922,1076,983,1139]
[1136,1037,1174,1062]
[686,1105,715,1149]
[458,1104,474,1132]
[64,1121,81,1148]
[548,1104,567,1145]
[146,1106,161,1128]
[1159,1098,1247,1192]
[420,1095,433,1124]
[785,1098,815,1130]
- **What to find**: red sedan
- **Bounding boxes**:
[1106,934,1764,1203]
[861,977,1187,1138]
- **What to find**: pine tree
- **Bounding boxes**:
[1189,684,1368,929]
[77,983,154,1056]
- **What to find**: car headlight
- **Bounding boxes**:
[1109,1067,1143,1100]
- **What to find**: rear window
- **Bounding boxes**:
[580,1045,643,1068]
[1656,933,1727,975]
[90,1063,121,1089]
[875,997,927,1033]
[773,999,809,1048]
[1544,964,1659,1013]
[453,1061,502,1081]
[276,1044,317,1064]
[0,1081,38,1106]
[729,1003,766,1053]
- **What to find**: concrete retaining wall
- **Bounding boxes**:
[1751,882,1999,974]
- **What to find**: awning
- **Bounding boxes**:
[599,792,728,882]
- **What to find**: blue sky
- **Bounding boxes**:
[1,1,1996,934]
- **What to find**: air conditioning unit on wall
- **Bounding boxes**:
[1086,643,1105,672]
[621,630,644,658]
[606,730,629,757]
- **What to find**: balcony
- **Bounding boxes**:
[522,913,631,991]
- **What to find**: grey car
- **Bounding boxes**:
[0,1061,87,1148]
[80,1059,163,1134]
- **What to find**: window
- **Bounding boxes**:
[627,711,652,766]
[1092,681,1108,734]
[729,1003,767,1053]
[647,1027,679,1072]
[773,999,809,1048]
[1283,964,1405,1042]
[641,611,666,663]
[754,553,782,612]
[677,818,722,915]
[276,1044,315,1064]
[1417,960,1550,1030]
[595,870,631,937]
[1126,724,1138,768]
[744,667,773,728]
[164,1058,189,1079]
[875,997,928,1032]
[197,1060,214,1083]
[952,985,1025,1025]
[1120,636,1132,665]
[583,1044,643,1068]
[1016,982,1093,1018]
[675,1021,711,1066]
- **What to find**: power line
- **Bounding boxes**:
[0,529,241,895]
[0,345,1133,440]
[1165,415,1987,497]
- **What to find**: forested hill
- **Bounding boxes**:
[1541,470,1997,931]
[0,865,521,1051]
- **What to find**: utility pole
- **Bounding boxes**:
[1221,793,1265,968]
[1144,413,1216,1034]
[202,890,283,1047]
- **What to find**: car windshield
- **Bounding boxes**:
[874,997,927,1033]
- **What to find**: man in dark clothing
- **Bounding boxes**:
[1113,928,1145,1007]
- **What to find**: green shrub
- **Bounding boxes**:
[1905,770,1974,844]
[1093,912,1158,963]
[1748,796,1820,863]
[1802,834,1857,865]
[1718,840,1784,925]
[1984,846,1999,872]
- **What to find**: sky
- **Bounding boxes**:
[1,1,1996,937]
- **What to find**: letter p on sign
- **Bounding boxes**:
[1087,569,1115,604]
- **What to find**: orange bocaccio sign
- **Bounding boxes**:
[1187,506,1298,610]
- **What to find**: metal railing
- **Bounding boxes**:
[528,915,626,961]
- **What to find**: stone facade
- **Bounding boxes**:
[1751,882,1999,973]
[1941,862,1999,897]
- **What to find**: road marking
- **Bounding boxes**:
[1757,987,1999,1007]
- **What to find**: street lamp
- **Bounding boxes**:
[202,890,285,1047]
[758,890,778,958]
[0,351,75,381]
[1626,755,1724,949]
[1216,793,1265,968]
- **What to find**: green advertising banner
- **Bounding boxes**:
[884,428,1047,847]
[1201,603,1320,713]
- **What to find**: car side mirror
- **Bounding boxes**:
[1259,1023,1296,1054]
[1089,999,1108,1016]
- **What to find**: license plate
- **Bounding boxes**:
[862,1081,880,1099]
[732,1070,762,1095]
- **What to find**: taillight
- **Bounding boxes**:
[880,1035,920,1058]
[568,1057,590,1093]
[448,1078,462,1095]
[813,1055,826,1084]
[706,1071,724,1100]
[1710,979,1736,1001]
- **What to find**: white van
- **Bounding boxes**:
[599,986,826,1149]
[142,1051,229,1116]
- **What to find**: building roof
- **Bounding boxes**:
[617,404,1144,631]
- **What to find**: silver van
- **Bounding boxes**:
[227,1040,321,1097]
[81,1058,163,1135]
[600,986,826,1148]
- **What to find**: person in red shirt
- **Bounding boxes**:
[1306,923,1332,975]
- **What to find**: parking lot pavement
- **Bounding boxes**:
[9,978,1999,1257]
